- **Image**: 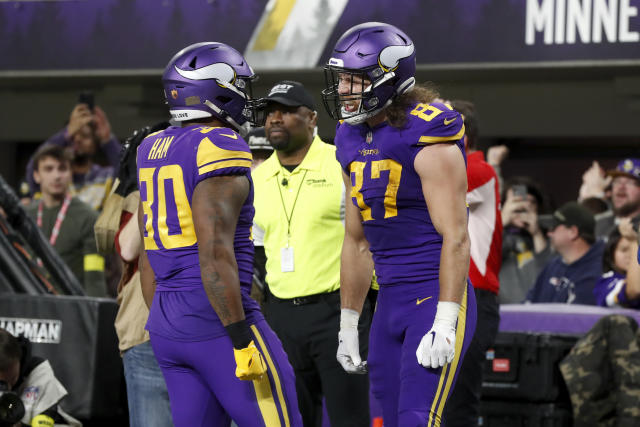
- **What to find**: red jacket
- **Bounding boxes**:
[466,151,502,294]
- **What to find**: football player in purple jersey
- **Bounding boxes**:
[322,23,477,427]
[136,42,302,427]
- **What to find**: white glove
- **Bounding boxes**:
[416,301,459,369]
[337,308,367,374]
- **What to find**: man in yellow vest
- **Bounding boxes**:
[252,81,371,427]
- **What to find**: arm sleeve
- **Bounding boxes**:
[194,133,252,186]
[407,103,465,164]
[26,129,70,195]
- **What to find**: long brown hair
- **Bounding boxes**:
[386,82,440,128]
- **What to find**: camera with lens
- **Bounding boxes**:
[0,380,25,427]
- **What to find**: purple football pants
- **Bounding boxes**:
[368,279,477,427]
[150,319,303,427]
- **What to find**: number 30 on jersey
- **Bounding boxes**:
[139,165,197,250]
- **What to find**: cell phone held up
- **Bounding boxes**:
[512,184,528,199]
[78,91,94,111]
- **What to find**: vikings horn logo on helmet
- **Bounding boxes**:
[378,44,415,72]
[174,62,236,84]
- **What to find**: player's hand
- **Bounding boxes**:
[337,328,367,374]
[416,323,456,369]
[233,340,267,381]
[416,301,459,369]
[337,308,367,374]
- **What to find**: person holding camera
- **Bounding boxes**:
[25,96,120,211]
[0,328,80,427]
[498,177,553,303]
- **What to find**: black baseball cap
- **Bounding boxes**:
[549,202,595,241]
[262,80,316,111]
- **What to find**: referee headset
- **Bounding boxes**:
[280,112,318,188]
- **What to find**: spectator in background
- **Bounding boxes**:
[526,202,604,304]
[594,159,640,239]
[618,217,640,302]
[247,126,274,306]
[499,177,553,303]
[112,193,173,427]
[25,145,106,297]
[93,121,174,427]
[0,328,81,426]
[445,100,502,426]
[593,227,640,308]
[26,103,119,211]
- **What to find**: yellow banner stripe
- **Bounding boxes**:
[251,325,290,427]
[418,125,466,145]
[84,254,105,272]
[198,159,252,175]
[252,0,297,51]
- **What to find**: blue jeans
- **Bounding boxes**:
[123,341,173,427]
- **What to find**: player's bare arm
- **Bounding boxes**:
[337,171,372,374]
[415,143,470,304]
[192,174,249,326]
[137,199,157,309]
[340,171,374,313]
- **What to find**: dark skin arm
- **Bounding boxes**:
[192,175,249,326]
[137,201,156,309]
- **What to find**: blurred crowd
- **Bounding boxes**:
[13,98,640,309]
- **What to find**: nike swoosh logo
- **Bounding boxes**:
[219,132,238,139]
[444,117,456,125]
[416,296,433,305]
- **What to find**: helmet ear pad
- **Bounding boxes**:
[162,42,256,130]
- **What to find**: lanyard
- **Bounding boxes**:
[37,193,72,247]
[276,169,308,246]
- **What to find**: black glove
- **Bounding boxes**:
[115,121,170,197]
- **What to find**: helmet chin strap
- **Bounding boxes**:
[204,100,250,137]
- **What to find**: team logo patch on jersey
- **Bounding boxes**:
[171,89,178,99]
[366,131,373,143]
